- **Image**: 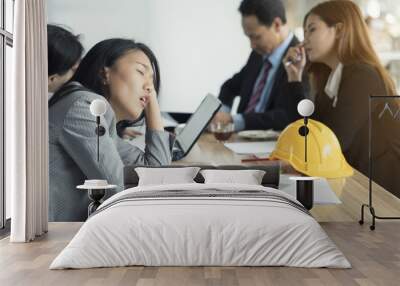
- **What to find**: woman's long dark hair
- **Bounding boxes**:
[72,38,161,97]
[71,38,161,131]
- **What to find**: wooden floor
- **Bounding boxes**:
[2,134,399,285]
[1,221,399,286]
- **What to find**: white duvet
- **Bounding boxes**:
[50,183,350,269]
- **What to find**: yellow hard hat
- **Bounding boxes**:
[271,119,353,178]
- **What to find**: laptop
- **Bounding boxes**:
[172,94,221,161]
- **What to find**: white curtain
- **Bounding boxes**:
[7,0,48,242]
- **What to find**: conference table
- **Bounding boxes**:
[175,133,400,223]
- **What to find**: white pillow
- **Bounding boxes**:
[200,169,266,185]
[135,167,201,186]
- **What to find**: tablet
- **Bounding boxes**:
[173,94,221,160]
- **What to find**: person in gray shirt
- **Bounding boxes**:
[49,39,173,221]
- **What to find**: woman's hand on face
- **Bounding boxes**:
[143,85,157,110]
[283,44,306,82]
[143,85,164,131]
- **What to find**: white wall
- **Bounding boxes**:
[47,0,251,112]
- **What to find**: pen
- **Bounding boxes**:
[241,157,275,163]
[285,54,302,67]
[284,43,305,67]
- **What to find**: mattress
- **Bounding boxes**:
[50,183,350,269]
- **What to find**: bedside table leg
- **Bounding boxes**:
[87,189,106,217]
[296,180,314,210]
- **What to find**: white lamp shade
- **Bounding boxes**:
[297,99,315,117]
[90,99,107,116]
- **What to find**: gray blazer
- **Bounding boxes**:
[49,83,172,222]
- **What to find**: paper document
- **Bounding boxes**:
[224,141,276,155]
[279,175,341,205]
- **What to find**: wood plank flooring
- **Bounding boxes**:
[1,221,399,286]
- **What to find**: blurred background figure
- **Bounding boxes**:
[282,0,400,198]
[214,0,308,132]
[47,24,83,95]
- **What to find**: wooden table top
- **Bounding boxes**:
[175,133,400,222]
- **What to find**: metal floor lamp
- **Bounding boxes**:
[359,95,400,230]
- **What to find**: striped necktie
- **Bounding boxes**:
[245,59,272,113]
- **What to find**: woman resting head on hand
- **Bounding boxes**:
[72,39,164,130]
[49,39,172,222]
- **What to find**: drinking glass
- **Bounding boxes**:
[209,122,234,142]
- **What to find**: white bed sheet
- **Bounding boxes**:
[50,183,350,269]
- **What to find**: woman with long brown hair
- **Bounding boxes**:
[283,0,400,198]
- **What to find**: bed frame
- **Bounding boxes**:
[123,162,280,189]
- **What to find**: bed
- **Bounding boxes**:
[50,164,350,269]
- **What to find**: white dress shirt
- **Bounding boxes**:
[324,62,344,108]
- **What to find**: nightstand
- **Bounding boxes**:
[77,183,117,217]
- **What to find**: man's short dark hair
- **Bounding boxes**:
[47,24,83,76]
[239,0,287,26]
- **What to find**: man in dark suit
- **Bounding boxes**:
[213,0,307,131]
